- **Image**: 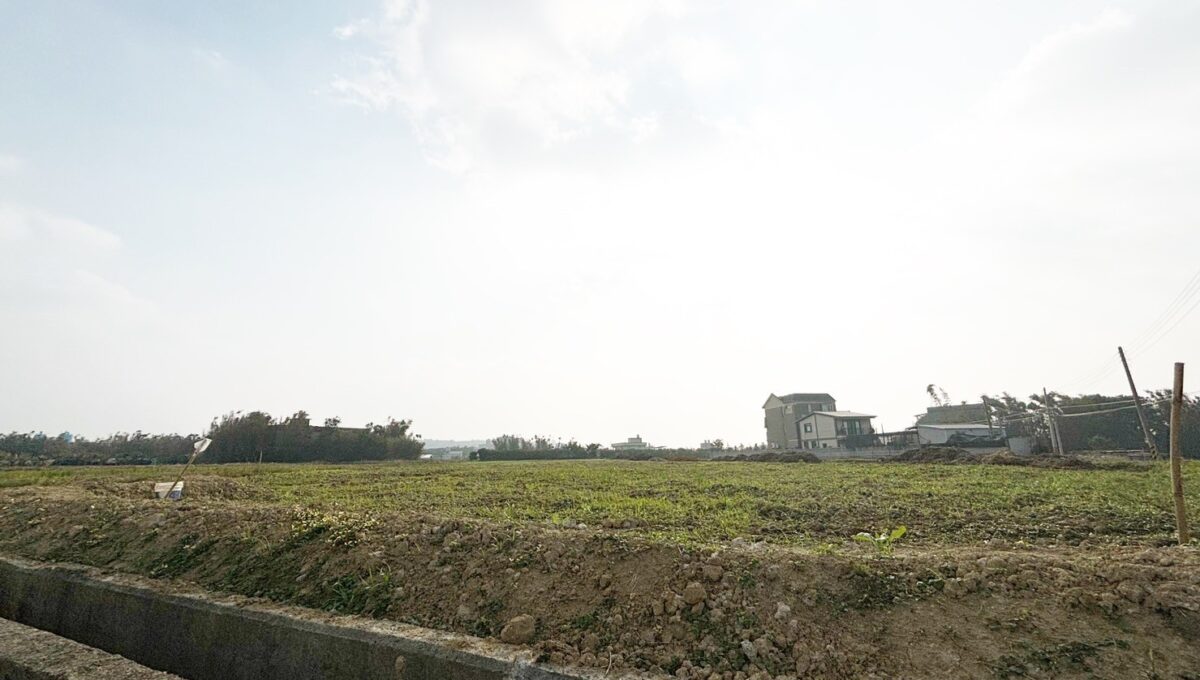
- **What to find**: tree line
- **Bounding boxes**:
[474,434,602,461]
[0,410,424,466]
[0,431,196,466]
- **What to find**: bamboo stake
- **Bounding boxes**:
[167,438,211,500]
[1170,362,1190,544]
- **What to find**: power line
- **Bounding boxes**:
[1126,266,1200,353]
[1061,352,1122,391]
[1056,403,1141,418]
[1059,263,1200,391]
[1056,398,1138,411]
[986,394,1194,422]
[1049,394,1188,418]
[1134,292,1200,359]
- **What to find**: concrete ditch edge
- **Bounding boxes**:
[0,555,630,680]
[0,616,183,680]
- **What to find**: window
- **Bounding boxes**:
[803,423,812,433]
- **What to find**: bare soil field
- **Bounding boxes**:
[2,460,1199,679]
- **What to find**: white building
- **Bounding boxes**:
[612,435,652,451]
[795,411,876,449]
[422,448,470,460]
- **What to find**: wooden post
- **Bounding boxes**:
[1170,362,1190,544]
[1043,388,1060,455]
[1119,346,1159,459]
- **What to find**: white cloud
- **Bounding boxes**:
[68,269,154,312]
[192,48,230,71]
[540,1,685,53]
[331,0,724,171]
[661,34,738,90]
[0,204,121,250]
[628,114,659,143]
[979,8,1136,120]
[0,153,23,175]
[948,5,1200,191]
[0,203,149,318]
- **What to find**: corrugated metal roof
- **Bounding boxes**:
[916,404,988,425]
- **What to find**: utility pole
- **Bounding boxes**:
[1043,387,1061,455]
[1170,362,1190,544]
[1118,346,1159,459]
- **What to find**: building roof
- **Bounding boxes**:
[763,392,837,409]
[915,423,994,430]
[798,411,875,420]
[916,403,988,425]
[779,392,835,404]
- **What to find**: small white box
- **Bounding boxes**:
[153,482,184,500]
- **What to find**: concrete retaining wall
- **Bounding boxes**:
[0,556,609,680]
[0,617,182,680]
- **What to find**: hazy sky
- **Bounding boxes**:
[3,1,1200,446]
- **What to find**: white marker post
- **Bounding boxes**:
[156,438,212,501]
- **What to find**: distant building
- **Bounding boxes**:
[763,393,837,448]
[423,448,470,461]
[913,403,1005,447]
[915,423,1002,446]
[796,411,876,449]
[916,403,989,426]
[612,435,651,451]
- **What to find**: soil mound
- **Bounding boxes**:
[895,448,1149,471]
[894,447,976,463]
[77,475,273,501]
[715,451,821,463]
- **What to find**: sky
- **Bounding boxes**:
[2,1,1200,447]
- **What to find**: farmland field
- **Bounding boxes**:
[2,458,1195,546]
[2,459,1200,678]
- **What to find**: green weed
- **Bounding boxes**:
[853,526,907,556]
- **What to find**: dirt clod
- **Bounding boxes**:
[499,614,536,644]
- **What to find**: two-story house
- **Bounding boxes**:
[762,393,837,448]
[795,411,876,449]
